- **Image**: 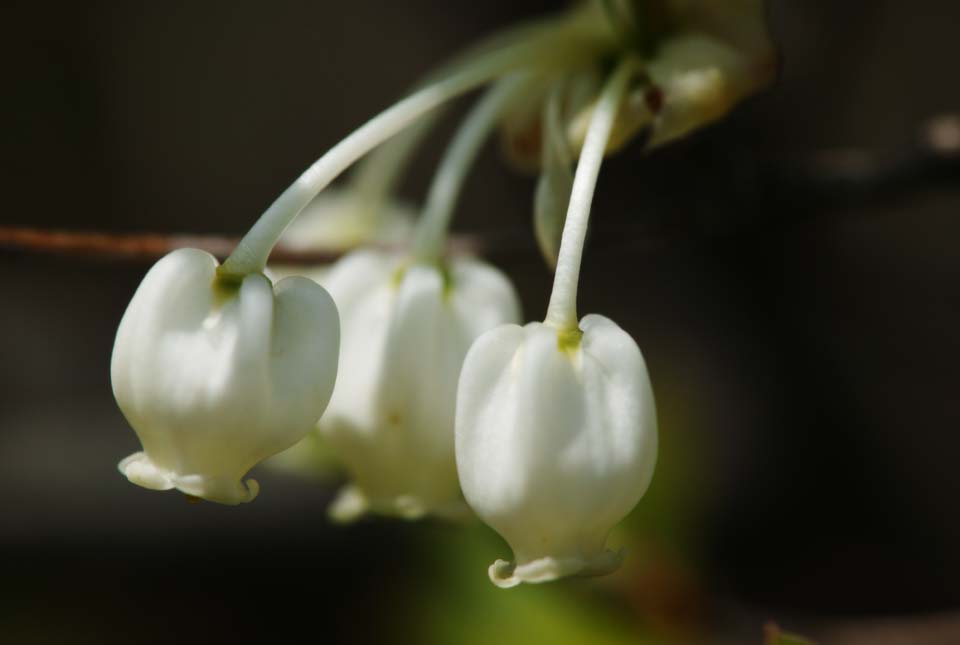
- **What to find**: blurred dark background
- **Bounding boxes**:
[3,1,960,643]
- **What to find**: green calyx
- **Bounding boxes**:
[556,326,584,355]
[212,269,244,303]
[211,268,268,308]
[391,260,456,300]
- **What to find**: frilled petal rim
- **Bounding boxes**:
[488,548,624,588]
[327,484,471,524]
[118,452,259,505]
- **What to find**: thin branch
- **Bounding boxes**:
[0,227,486,265]
[3,115,959,265]
[0,228,240,261]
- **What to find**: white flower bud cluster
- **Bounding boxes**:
[109,0,772,586]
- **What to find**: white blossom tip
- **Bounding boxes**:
[328,485,369,524]
[118,452,259,505]
[488,549,624,588]
[327,483,472,524]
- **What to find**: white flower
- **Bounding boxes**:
[266,189,414,318]
[277,189,415,254]
[455,315,657,587]
[318,248,521,521]
[112,248,340,504]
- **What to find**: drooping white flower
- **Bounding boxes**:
[112,248,339,504]
[455,57,657,586]
[265,190,414,488]
[319,248,520,521]
[455,316,656,587]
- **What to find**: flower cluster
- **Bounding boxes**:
[111,0,773,585]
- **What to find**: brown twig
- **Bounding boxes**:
[0,228,239,261]
[0,227,487,265]
[3,115,959,265]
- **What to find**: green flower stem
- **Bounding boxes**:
[219,13,613,279]
[346,4,609,209]
[412,74,530,264]
[543,57,638,332]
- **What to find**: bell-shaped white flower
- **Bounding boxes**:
[319,249,520,520]
[455,316,656,587]
[308,76,527,521]
[112,247,339,504]
[455,58,657,586]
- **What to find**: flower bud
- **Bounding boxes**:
[455,315,657,587]
[267,190,414,298]
[112,248,340,504]
[277,189,414,253]
[319,249,521,521]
